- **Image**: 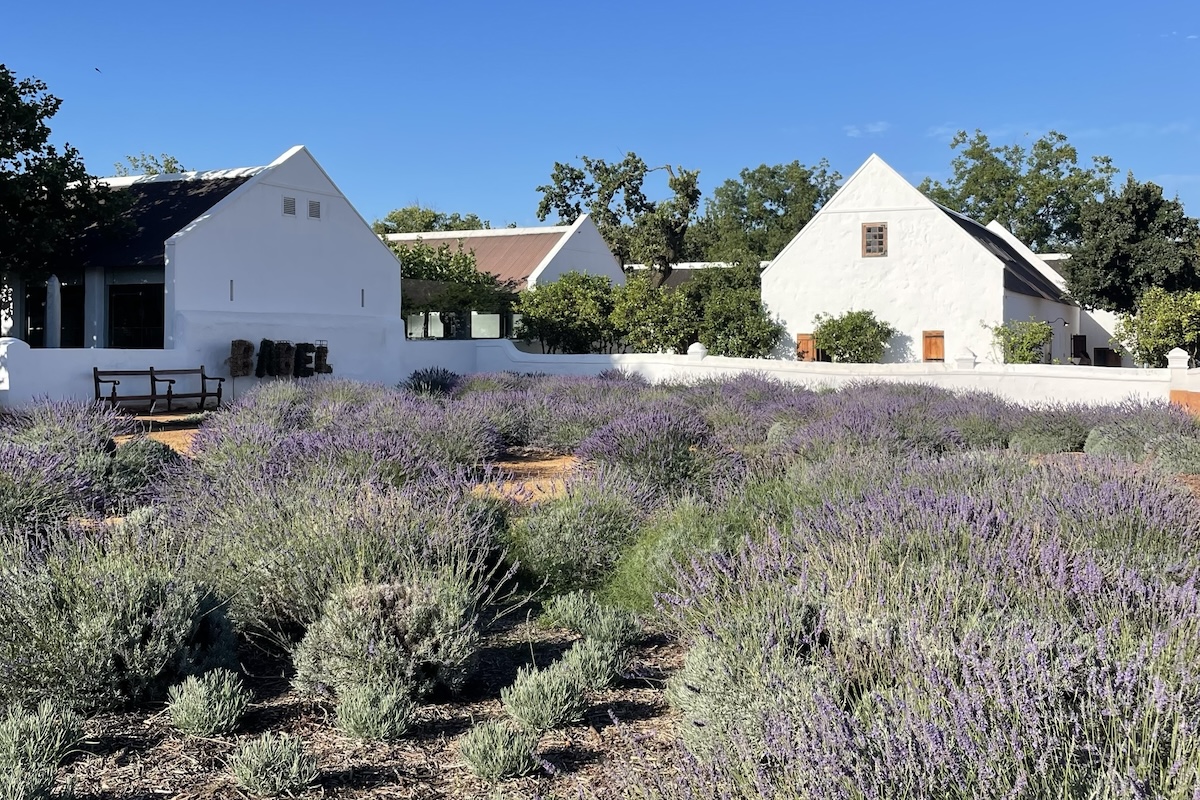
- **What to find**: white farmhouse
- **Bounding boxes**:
[1,146,408,406]
[762,154,1080,365]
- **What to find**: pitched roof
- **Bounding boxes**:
[385,226,568,286]
[938,206,1071,303]
[78,168,264,269]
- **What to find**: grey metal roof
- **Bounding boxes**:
[938,205,1072,303]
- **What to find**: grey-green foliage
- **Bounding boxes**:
[0,763,57,800]
[540,591,640,647]
[558,638,627,692]
[228,733,319,796]
[1083,421,1160,461]
[336,682,418,741]
[292,576,480,698]
[166,669,250,737]
[1008,411,1089,456]
[108,436,182,501]
[0,556,237,713]
[500,664,588,733]
[458,720,539,780]
[1149,434,1200,474]
[0,701,80,773]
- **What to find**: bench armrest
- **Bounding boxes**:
[95,377,121,387]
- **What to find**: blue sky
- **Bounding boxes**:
[4,0,1199,230]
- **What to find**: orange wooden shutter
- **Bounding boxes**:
[796,333,816,362]
[923,330,945,362]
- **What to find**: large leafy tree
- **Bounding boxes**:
[1063,175,1200,313]
[675,263,785,358]
[372,205,490,235]
[0,65,121,284]
[690,160,841,262]
[536,153,701,288]
[514,272,619,354]
[1112,287,1200,366]
[920,130,1116,252]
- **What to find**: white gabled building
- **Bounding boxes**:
[762,154,1080,365]
[1,146,409,406]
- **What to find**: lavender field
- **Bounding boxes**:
[3,371,1200,799]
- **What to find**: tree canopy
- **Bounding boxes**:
[0,65,122,283]
[920,130,1116,252]
[372,205,491,236]
[386,239,516,316]
[1062,174,1200,313]
[536,152,700,288]
[113,152,188,176]
[689,160,841,263]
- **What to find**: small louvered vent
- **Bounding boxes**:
[282,196,297,216]
[308,200,321,219]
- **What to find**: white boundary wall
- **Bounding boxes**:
[4,337,1196,409]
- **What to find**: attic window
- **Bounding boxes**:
[308,200,321,219]
[282,196,297,216]
[862,223,887,257]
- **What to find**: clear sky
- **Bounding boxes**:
[4,0,1198,230]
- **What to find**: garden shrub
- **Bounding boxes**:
[0,764,57,800]
[500,664,588,733]
[1007,406,1090,455]
[540,591,640,646]
[812,309,897,362]
[335,681,418,741]
[0,546,237,713]
[400,366,461,396]
[228,733,318,796]
[559,638,627,691]
[1149,433,1200,474]
[576,406,711,488]
[1083,422,1156,460]
[989,317,1052,363]
[108,436,182,503]
[506,471,652,594]
[0,700,80,774]
[166,669,250,737]
[458,720,539,780]
[292,575,481,698]
[0,442,107,525]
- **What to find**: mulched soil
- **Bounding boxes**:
[62,616,685,799]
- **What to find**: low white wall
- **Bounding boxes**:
[473,340,1172,405]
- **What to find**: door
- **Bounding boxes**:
[922,330,945,362]
[796,333,816,362]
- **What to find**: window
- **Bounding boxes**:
[862,223,888,257]
[282,196,297,216]
[108,284,165,349]
[308,199,321,219]
[922,330,945,362]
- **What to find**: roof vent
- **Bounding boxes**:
[282,196,296,216]
[308,200,321,219]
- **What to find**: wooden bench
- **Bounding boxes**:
[93,366,225,412]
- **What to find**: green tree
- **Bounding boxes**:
[514,272,617,354]
[1112,287,1200,366]
[387,240,516,317]
[920,130,1116,251]
[610,273,691,354]
[536,153,701,288]
[1062,175,1200,313]
[812,309,897,363]
[372,205,490,235]
[0,65,122,284]
[988,318,1053,364]
[673,263,784,358]
[691,160,841,262]
[112,152,188,176]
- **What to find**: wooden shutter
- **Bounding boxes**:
[922,330,945,362]
[796,333,816,362]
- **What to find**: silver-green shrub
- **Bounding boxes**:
[0,540,237,713]
[1149,433,1200,474]
[336,682,418,741]
[166,669,249,737]
[1084,421,1159,460]
[228,733,318,796]
[0,763,57,800]
[540,591,640,647]
[0,700,80,773]
[500,664,588,733]
[458,720,539,780]
[292,574,480,698]
[559,638,626,692]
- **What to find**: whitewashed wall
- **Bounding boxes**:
[763,156,1006,364]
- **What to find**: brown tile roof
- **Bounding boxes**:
[387,230,566,287]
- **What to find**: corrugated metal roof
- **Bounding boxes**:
[387,229,567,287]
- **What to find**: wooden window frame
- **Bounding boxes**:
[862,222,888,257]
